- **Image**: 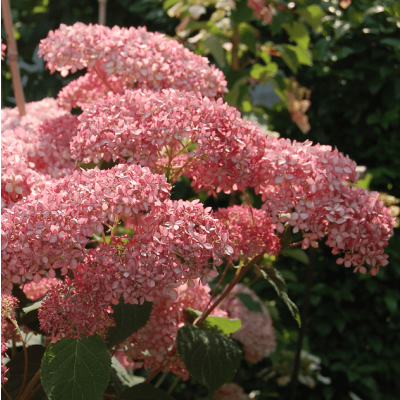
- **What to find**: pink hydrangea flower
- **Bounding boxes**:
[22,277,61,301]
[1,164,170,293]
[57,69,124,110]
[222,284,276,363]
[1,98,67,133]
[71,88,267,191]
[113,280,227,380]
[213,383,251,400]
[63,199,232,306]
[39,22,227,98]
[38,276,115,342]
[214,205,281,260]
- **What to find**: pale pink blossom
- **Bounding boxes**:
[214,205,280,260]
[222,285,276,363]
[1,164,170,293]
[22,277,61,301]
[39,22,227,98]
[213,383,251,400]
[57,69,124,110]
[38,277,115,342]
[113,280,227,379]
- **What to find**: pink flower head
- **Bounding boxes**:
[22,277,61,301]
[213,383,251,400]
[57,69,124,110]
[1,338,9,383]
[72,88,267,192]
[113,280,227,379]
[1,164,170,293]
[214,205,281,260]
[1,39,6,60]
[38,277,115,342]
[222,284,276,363]
[39,22,227,98]
[69,199,232,305]
[1,98,68,134]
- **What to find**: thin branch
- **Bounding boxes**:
[167,376,180,394]
[195,253,264,326]
[93,65,117,94]
[17,368,41,400]
[1,0,26,115]
[98,0,107,25]
[24,383,42,400]
[144,368,161,384]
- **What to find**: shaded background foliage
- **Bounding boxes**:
[1,1,399,399]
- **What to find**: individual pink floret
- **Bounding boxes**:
[214,205,281,260]
[38,22,227,98]
[113,280,227,380]
[213,383,251,400]
[1,164,170,294]
[222,284,276,363]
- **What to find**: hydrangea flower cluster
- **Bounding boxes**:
[22,277,61,301]
[113,280,227,380]
[1,164,170,293]
[1,99,72,209]
[38,276,115,342]
[214,205,281,260]
[38,22,227,104]
[222,285,276,363]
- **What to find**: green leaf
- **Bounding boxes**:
[240,31,257,54]
[282,247,310,264]
[3,345,46,400]
[291,45,312,66]
[282,22,310,49]
[276,44,298,74]
[106,298,153,348]
[235,293,263,313]
[230,0,253,25]
[259,265,301,326]
[177,325,242,392]
[335,46,354,60]
[298,5,325,30]
[118,383,176,399]
[41,334,111,400]
[250,63,278,79]
[379,38,400,47]
[185,308,242,335]
[384,295,398,314]
[111,356,145,395]
[204,35,226,67]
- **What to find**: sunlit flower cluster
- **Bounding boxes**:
[22,277,61,301]
[39,22,227,99]
[214,205,281,260]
